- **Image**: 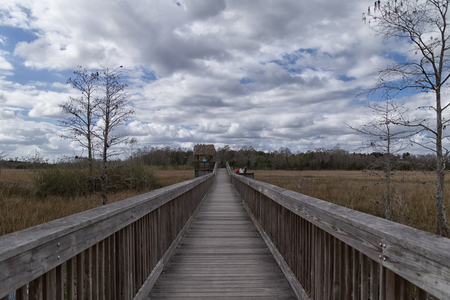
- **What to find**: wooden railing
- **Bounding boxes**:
[227,163,450,300]
[0,163,217,300]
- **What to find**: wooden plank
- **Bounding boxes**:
[332,237,340,300]
[307,221,311,294]
[84,248,92,300]
[136,219,142,288]
[339,240,345,300]
[315,227,323,300]
[243,197,309,300]
[76,252,83,300]
[116,229,122,299]
[134,180,212,300]
[43,269,55,299]
[122,227,129,300]
[0,172,215,297]
[231,174,450,297]
[370,258,379,300]
[232,175,383,261]
[67,258,74,300]
[92,243,98,300]
[29,276,42,300]
[105,236,111,300]
[399,276,411,300]
[16,285,27,300]
[324,232,332,300]
[344,244,352,299]
[382,240,450,299]
[361,254,368,299]
[380,265,386,300]
[416,286,427,300]
[370,259,380,299]
[98,240,104,300]
[56,264,64,300]
[385,268,396,299]
[352,249,360,300]
[311,225,315,299]
[148,169,298,299]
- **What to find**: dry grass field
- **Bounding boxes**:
[1,168,448,236]
[0,168,194,236]
[254,169,449,234]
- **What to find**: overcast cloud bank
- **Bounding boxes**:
[0,0,437,160]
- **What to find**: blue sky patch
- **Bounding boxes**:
[240,77,254,84]
[0,26,38,53]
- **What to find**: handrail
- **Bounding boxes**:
[0,164,217,299]
[227,162,450,299]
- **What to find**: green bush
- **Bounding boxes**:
[31,159,157,199]
[109,161,156,192]
[32,164,89,198]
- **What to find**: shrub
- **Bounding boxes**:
[109,161,156,192]
[32,164,89,198]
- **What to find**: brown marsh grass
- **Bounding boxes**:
[255,170,449,234]
[2,168,447,236]
[0,168,195,236]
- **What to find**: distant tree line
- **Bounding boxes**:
[216,145,438,171]
[0,145,440,172]
[133,144,441,172]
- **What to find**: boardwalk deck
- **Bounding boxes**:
[147,168,297,299]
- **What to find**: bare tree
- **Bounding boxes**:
[363,0,450,236]
[95,66,134,205]
[0,151,6,176]
[59,66,100,193]
[347,100,412,219]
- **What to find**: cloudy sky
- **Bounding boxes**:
[0,0,433,160]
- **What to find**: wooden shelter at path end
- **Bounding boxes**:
[194,144,216,177]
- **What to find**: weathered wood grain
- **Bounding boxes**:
[370,258,379,300]
[229,165,450,299]
[67,257,74,300]
[147,169,297,299]
[0,171,215,298]
[133,175,211,300]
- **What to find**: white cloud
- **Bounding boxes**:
[0,52,13,70]
[0,0,440,160]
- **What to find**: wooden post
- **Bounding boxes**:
[370,259,379,300]
[29,276,42,300]
[315,227,324,300]
[77,252,84,300]
[332,237,341,300]
[92,244,98,300]
[56,264,64,300]
[344,244,352,299]
[352,249,360,300]
[380,266,386,300]
[84,247,92,300]
[16,285,27,300]
[361,254,368,299]
[386,268,400,299]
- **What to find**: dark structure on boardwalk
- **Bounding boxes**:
[193,144,216,177]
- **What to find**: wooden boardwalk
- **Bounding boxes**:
[147,168,297,299]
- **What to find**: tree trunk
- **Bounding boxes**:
[435,164,449,237]
[386,161,392,220]
[435,90,450,237]
[386,126,392,220]
[88,136,94,194]
[101,112,109,205]
[101,145,108,205]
